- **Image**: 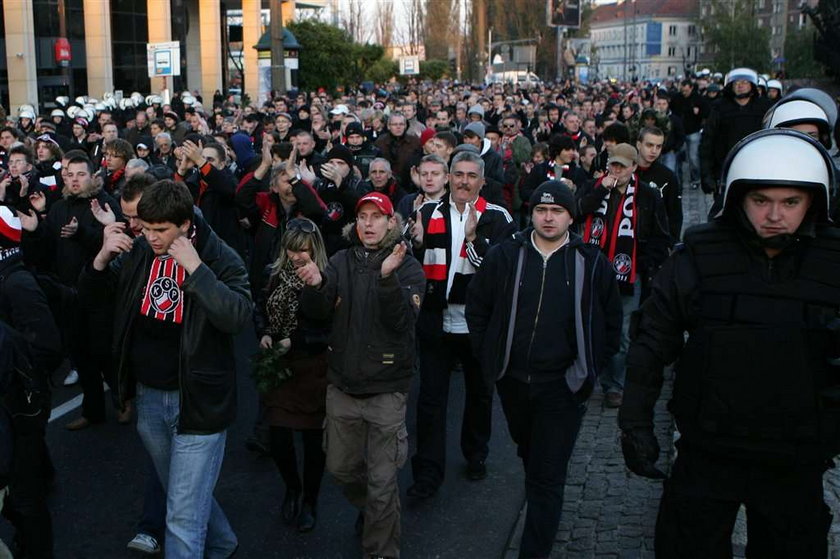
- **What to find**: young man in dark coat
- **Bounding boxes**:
[78,179,251,558]
[466,181,621,559]
[576,143,671,407]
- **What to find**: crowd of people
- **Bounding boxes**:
[0,66,839,559]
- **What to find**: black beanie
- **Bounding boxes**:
[325,144,355,168]
[529,180,576,217]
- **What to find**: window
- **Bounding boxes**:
[667,66,677,75]
[668,25,677,36]
[668,46,677,56]
[688,24,697,36]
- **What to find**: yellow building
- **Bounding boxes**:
[0,0,325,113]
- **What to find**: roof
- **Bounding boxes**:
[591,0,699,24]
[254,28,301,51]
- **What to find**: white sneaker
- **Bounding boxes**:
[63,369,79,386]
[127,533,160,554]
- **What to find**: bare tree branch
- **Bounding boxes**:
[375,0,395,47]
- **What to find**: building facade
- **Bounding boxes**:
[590,0,701,81]
[0,0,324,113]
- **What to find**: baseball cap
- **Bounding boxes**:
[356,192,394,216]
[330,104,350,116]
[607,143,638,167]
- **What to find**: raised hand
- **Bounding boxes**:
[381,241,407,278]
[295,251,322,287]
[90,199,116,226]
[464,202,478,242]
[17,209,39,232]
[29,191,46,213]
[93,222,133,270]
[409,209,424,247]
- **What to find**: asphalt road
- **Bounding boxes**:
[2,326,525,559]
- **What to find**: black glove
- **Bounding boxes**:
[621,428,667,479]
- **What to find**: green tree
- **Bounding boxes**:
[286,20,354,91]
[784,26,825,78]
[420,59,450,80]
[702,0,771,72]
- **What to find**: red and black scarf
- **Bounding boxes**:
[546,160,570,181]
[140,256,187,324]
[582,175,638,292]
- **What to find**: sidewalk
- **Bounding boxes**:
[503,185,840,558]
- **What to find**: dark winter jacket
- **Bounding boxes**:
[22,182,121,287]
[177,162,243,254]
[77,213,252,434]
[637,161,682,241]
[374,132,422,190]
[300,219,426,395]
[466,230,622,391]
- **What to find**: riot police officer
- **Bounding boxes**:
[619,128,840,558]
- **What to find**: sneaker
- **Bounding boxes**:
[63,369,79,386]
[127,533,160,554]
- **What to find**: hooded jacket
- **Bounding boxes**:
[299,217,426,395]
[77,212,252,434]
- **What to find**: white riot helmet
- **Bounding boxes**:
[50,108,65,118]
[55,96,70,108]
[724,68,758,87]
[718,128,835,221]
[66,105,81,119]
[18,109,36,121]
[767,79,783,95]
[762,88,837,149]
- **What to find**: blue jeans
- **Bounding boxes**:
[684,132,701,184]
[135,384,237,559]
[600,281,641,394]
[660,151,679,183]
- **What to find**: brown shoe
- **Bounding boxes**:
[604,392,623,408]
[117,401,134,425]
[65,416,91,431]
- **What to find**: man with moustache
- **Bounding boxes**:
[466,180,621,559]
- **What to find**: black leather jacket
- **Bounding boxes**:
[78,214,252,434]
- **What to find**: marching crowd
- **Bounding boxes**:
[1,67,840,559]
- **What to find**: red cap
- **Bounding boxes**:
[419,127,436,146]
[355,192,394,216]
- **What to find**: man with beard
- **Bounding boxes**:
[466,181,621,559]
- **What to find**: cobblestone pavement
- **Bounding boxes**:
[503,184,840,558]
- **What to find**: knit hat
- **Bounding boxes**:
[325,144,355,168]
[0,205,22,247]
[529,181,576,218]
[345,122,365,137]
[464,122,486,140]
[468,104,485,118]
[356,192,394,216]
[419,127,436,146]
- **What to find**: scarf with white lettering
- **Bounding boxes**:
[140,255,186,324]
[582,174,638,293]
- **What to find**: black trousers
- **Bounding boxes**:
[411,331,492,486]
[497,376,586,559]
[64,298,115,422]
[3,398,53,559]
[656,442,832,559]
[269,426,326,505]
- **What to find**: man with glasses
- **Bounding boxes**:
[100,139,134,197]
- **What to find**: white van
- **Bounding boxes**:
[486,71,542,88]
